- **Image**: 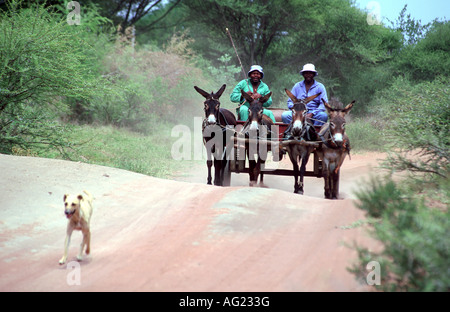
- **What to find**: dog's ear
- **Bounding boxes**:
[77,194,83,201]
[64,194,68,201]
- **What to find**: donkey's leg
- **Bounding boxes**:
[258,160,267,187]
[328,162,338,199]
[206,149,213,185]
[335,169,340,198]
[220,156,228,186]
[213,158,222,186]
[257,141,267,187]
[331,169,340,199]
[323,165,332,199]
[327,161,340,199]
[206,160,213,184]
[298,152,311,195]
[324,174,332,199]
[322,158,331,199]
[333,153,346,198]
[293,161,300,193]
[248,159,257,186]
[288,148,300,193]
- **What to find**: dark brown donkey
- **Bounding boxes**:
[283,89,321,194]
[317,99,355,199]
[240,89,273,187]
[194,84,237,186]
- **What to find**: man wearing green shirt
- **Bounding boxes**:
[230,65,276,123]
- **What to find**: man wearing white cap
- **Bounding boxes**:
[230,65,276,123]
[281,63,328,127]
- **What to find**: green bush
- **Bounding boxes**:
[394,21,450,82]
[37,124,181,178]
[86,31,213,133]
[345,117,387,152]
[0,100,76,156]
[351,176,449,291]
[371,76,449,181]
[0,0,105,154]
[350,74,449,291]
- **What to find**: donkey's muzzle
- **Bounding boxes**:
[207,115,217,125]
[333,133,343,142]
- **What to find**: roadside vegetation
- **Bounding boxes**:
[0,0,448,291]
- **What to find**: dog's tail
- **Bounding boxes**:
[83,190,94,202]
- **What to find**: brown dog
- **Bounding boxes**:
[59,190,94,265]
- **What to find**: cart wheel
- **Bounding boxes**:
[222,160,231,186]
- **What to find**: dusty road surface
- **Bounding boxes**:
[0,152,387,292]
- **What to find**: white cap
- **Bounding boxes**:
[248,65,264,78]
[300,63,318,76]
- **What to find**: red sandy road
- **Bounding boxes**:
[0,153,383,291]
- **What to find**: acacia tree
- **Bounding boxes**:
[177,0,403,109]
[180,0,315,66]
[95,0,182,32]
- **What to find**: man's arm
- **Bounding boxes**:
[317,84,328,112]
[230,80,247,104]
[287,82,302,109]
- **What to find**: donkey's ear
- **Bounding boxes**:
[343,100,355,114]
[215,84,226,99]
[241,89,254,103]
[285,89,299,103]
[322,98,334,111]
[194,86,210,98]
[304,92,321,103]
[260,91,272,104]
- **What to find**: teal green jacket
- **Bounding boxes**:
[229,79,273,108]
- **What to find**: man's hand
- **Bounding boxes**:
[251,92,262,100]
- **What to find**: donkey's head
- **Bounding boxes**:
[285,89,321,137]
[322,99,354,145]
[194,84,226,125]
[241,90,272,131]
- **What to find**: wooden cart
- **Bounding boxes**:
[223,108,323,186]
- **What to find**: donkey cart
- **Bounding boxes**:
[194,84,352,198]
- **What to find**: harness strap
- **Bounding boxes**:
[219,109,231,126]
[318,123,337,148]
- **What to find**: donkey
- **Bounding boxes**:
[194,84,237,186]
[283,89,321,194]
[317,99,355,199]
[240,89,273,187]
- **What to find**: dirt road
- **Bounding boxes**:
[0,152,386,291]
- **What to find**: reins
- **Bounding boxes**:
[286,108,328,144]
[319,126,337,148]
